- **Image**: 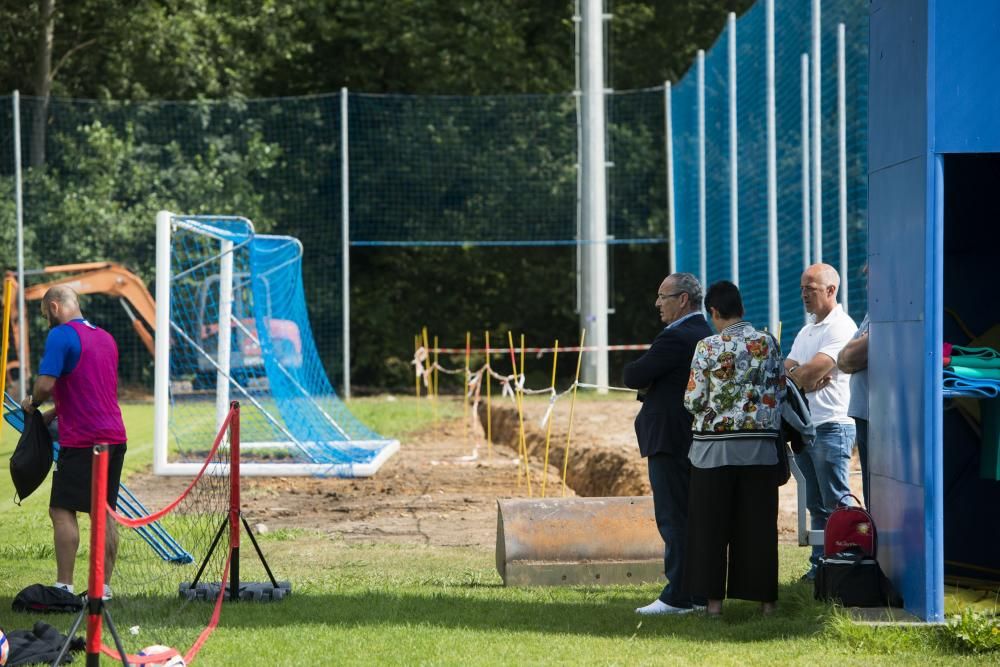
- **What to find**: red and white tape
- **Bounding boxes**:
[427,343,650,355]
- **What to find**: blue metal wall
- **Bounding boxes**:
[870,0,1000,622]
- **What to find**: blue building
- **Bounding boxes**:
[869,0,1000,622]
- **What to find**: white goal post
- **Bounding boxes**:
[153,210,398,477]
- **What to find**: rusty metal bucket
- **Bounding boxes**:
[496,496,664,586]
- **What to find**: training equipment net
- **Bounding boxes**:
[154,211,398,476]
[80,402,287,666]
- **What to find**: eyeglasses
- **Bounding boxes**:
[657,292,685,301]
[799,285,826,294]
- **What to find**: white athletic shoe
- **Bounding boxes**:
[54,582,74,594]
[103,584,113,601]
[635,599,694,615]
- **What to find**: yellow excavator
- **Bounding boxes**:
[3,262,156,394]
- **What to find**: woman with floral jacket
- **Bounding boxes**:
[683,280,786,617]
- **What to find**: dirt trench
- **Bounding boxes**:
[478,401,651,497]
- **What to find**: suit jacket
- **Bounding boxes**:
[623,314,712,458]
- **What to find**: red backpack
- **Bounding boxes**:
[824,494,877,557]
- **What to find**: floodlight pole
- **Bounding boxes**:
[341,87,351,399]
[579,0,609,391]
[13,91,26,400]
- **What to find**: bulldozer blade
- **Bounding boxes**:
[496,496,664,587]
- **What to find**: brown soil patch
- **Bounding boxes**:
[123,396,862,549]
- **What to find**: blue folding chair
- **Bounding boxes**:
[3,391,192,564]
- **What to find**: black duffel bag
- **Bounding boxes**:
[814,548,903,608]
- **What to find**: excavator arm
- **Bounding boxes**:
[4,263,157,389]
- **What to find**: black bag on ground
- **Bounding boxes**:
[11,584,84,614]
[814,548,903,607]
[9,409,54,504]
[4,620,84,665]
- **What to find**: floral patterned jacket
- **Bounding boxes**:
[684,321,786,440]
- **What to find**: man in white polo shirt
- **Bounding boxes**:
[785,263,858,581]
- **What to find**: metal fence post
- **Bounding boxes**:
[837,23,849,313]
[801,53,811,270]
[811,0,822,264]
[766,0,778,334]
[341,87,351,399]
[665,81,676,275]
[697,49,706,289]
[728,13,739,286]
[13,90,26,400]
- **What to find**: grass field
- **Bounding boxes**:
[0,398,996,665]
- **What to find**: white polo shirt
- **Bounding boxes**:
[788,304,858,425]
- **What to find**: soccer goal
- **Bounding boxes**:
[153,211,398,476]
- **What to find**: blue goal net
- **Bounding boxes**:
[158,213,396,477]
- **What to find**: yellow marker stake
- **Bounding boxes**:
[520,333,533,497]
[506,332,523,488]
[432,334,439,425]
[464,331,471,446]
[541,339,559,497]
[485,331,493,458]
[777,321,783,345]
[0,278,14,442]
[562,329,586,496]
[508,331,532,496]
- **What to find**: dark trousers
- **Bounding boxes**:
[686,464,778,603]
[647,453,701,607]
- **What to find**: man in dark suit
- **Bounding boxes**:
[624,272,711,615]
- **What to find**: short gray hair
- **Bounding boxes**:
[669,272,703,309]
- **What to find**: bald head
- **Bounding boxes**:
[800,263,841,319]
[41,285,82,327]
[804,263,840,291]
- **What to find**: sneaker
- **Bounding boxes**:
[635,600,694,616]
[103,584,113,601]
[53,582,74,594]
[692,604,707,612]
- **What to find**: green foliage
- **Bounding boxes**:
[0,1,754,100]
[0,1,766,391]
[0,112,281,383]
[943,608,1000,654]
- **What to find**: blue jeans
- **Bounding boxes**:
[794,421,856,568]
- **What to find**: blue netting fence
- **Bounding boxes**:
[0,0,869,384]
[671,0,869,345]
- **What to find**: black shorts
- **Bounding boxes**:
[50,444,127,514]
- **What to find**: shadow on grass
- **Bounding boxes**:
[46,580,833,642]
